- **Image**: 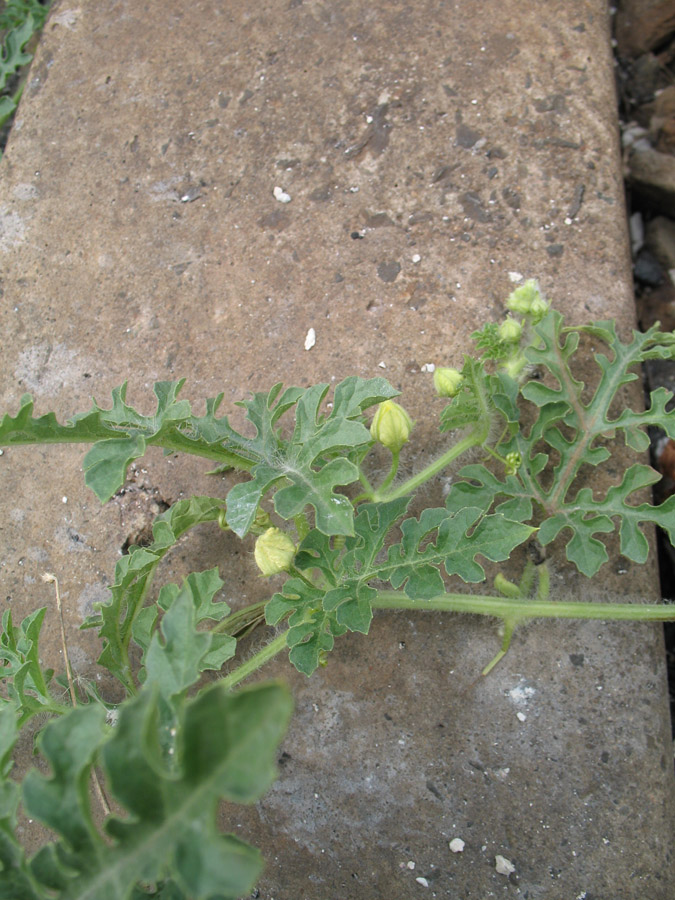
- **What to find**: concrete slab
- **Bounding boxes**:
[0,1,673,897]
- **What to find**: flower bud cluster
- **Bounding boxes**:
[506,279,548,323]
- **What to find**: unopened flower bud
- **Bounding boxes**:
[499,317,522,343]
[503,353,528,380]
[494,572,521,599]
[506,279,547,319]
[254,527,296,577]
[370,400,413,452]
[505,451,522,474]
[528,295,549,323]
[433,367,464,398]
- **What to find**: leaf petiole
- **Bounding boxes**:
[373,426,488,502]
[220,631,289,691]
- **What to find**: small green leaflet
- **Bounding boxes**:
[265,577,347,676]
[143,569,236,700]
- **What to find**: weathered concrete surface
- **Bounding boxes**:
[0,1,673,897]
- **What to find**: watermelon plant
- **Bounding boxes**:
[0,280,674,898]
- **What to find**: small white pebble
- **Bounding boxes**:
[415,877,429,887]
[407,861,416,870]
[412,253,421,263]
[495,855,516,876]
[564,216,573,225]
[273,185,291,203]
[304,328,316,350]
[378,361,387,368]
[517,711,527,722]
[508,271,523,282]
[62,496,68,504]
[449,838,465,853]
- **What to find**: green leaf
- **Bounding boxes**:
[0,1,50,33]
[225,377,398,537]
[539,464,675,576]
[103,683,291,899]
[383,506,535,597]
[0,14,35,93]
[87,497,225,689]
[22,682,292,900]
[145,570,235,700]
[144,593,212,701]
[319,498,411,633]
[23,705,109,861]
[0,382,256,504]
[265,577,346,676]
[0,608,58,725]
[444,311,675,576]
[0,764,41,900]
[0,378,394,528]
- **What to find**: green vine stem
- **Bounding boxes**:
[216,588,675,692]
[371,590,675,622]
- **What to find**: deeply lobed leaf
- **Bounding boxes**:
[444,311,675,575]
[20,682,292,900]
[224,376,398,537]
[87,496,226,689]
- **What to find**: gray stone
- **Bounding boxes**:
[628,146,675,215]
[0,2,672,898]
[615,0,675,56]
[635,248,665,285]
[645,216,675,271]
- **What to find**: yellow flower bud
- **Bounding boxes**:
[370,400,413,452]
[433,367,464,398]
[254,527,296,577]
[499,317,523,343]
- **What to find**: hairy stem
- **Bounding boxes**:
[220,631,288,691]
[372,590,675,622]
[373,427,487,502]
[377,448,400,494]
